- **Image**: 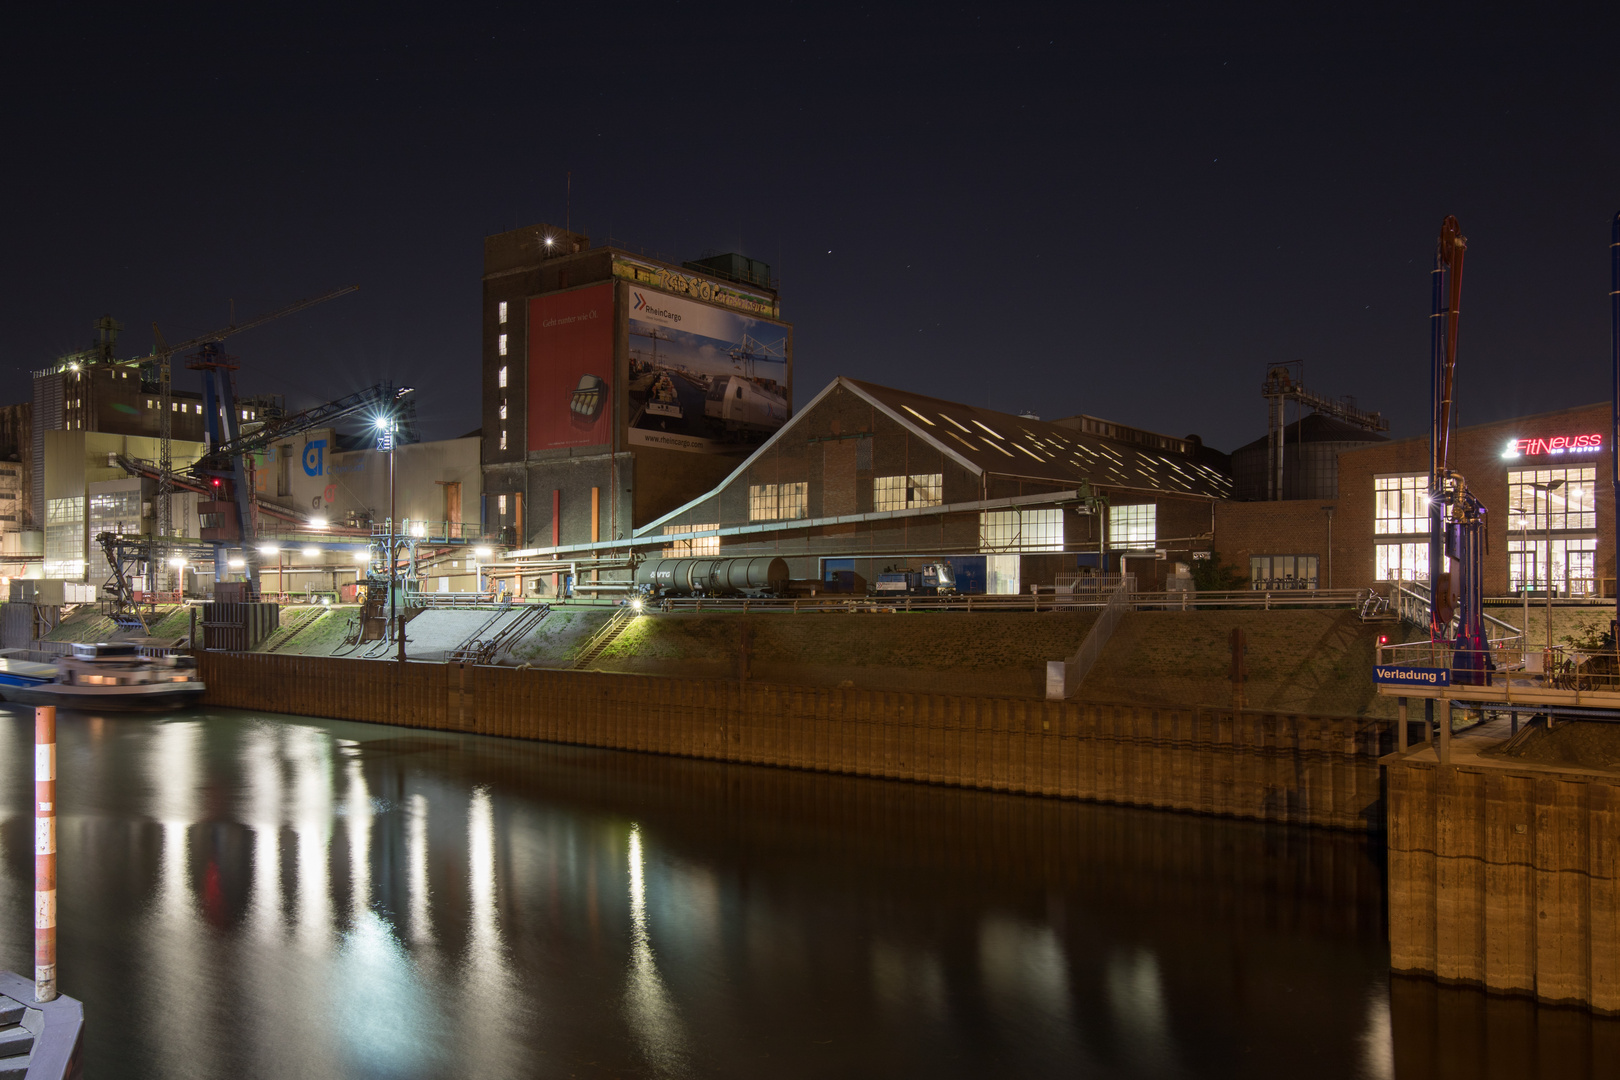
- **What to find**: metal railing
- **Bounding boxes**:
[1374,637,1620,697]
[370,519,496,545]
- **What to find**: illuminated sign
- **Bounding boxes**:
[1502,434,1603,459]
[612,255,780,319]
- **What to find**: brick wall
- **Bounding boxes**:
[1335,402,1613,594]
[1214,500,1337,586]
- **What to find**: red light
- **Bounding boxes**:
[1378,635,1389,646]
[212,478,220,487]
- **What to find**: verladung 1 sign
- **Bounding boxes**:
[1374,665,1451,688]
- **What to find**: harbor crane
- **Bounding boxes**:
[146,285,358,585]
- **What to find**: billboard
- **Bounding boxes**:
[529,284,614,450]
[626,288,792,454]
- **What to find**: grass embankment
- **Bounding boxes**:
[1083,609,1402,718]
[511,608,615,667]
[584,610,1099,698]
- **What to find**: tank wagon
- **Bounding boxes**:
[635,557,790,598]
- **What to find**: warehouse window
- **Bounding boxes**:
[498,366,507,388]
[1508,466,1596,532]
[499,404,507,420]
[1375,542,1429,583]
[498,334,508,356]
[873,473,943,512]
[44,497,85,580]
[1108,504,1156,547]
[662,524,720,556]
[1374,475,1429,535]
[748,483,808,522]
[498,301,508,324]
[499,430,507,451]
[979,508,1064,552]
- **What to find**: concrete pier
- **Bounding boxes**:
[1385,722,1620,1013]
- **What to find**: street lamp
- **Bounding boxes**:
[376,415,398,643]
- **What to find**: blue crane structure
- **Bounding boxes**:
[1426,216,1492,685]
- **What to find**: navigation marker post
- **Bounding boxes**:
[35,705,57,1002]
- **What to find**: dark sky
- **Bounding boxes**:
[5,4,1617,451]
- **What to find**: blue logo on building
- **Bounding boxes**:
[303,440,326,477]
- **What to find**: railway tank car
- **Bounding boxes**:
[634,557,790,598]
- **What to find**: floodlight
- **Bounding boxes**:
[168,557,186,568]
[259,544,280,555]
[309,517,327,529]
[474,547,493,559]
[302,547,320,557]
[409,523,426,538]
[630,598,643,612]
[353,549,371,563]
[227,558,246,569]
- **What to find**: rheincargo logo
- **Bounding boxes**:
[632,292,681,322]
[1373,665,1450,687]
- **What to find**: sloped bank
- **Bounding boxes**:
[196,651,1392,831]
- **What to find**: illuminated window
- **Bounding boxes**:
[44,497,86,579]
[1507,466,1596,532]
[498,366,508,388]
[499,404,507,420]
[1509,537,1598,596]
[979,508,1064,552]
[1374,475,1429,535]
[748,483,807,521]
[499,430,507,451]
[498,301,508,324]
[873,473,943,512]
[662,523,720,556]
[1249,554,1319,589]
[1375,542,1429,583]
[1108,504,1156,547]
[498,495,507,515]
[194,404,202,414]
[498,334,508,356]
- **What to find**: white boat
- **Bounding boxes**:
[0,642,204,711]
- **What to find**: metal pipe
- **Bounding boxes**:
[35,705,56,1002]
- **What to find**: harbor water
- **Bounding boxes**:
[0,705,1611,1078]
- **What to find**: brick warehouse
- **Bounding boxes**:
[1216,402,1615,597]
[631,378,1233,592]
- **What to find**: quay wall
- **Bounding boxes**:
[197,653,1391,830]
[1386,756,1620,1013]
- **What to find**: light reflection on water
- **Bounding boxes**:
[0,705,1610,1079]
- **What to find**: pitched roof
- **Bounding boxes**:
[842,378,1233,500]
[636,377,1234,537]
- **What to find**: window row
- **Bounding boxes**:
[1250,554,1318,589]
[748,483,808,521]
[873,473,943,512]
[1376,468,1599,535]
[661,524,720,557]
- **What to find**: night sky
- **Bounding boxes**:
[5,5,1618,451]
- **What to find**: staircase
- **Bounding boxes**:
[0,992,35,1078]
[572,607,635,670]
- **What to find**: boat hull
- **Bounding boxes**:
[0,682,205,712]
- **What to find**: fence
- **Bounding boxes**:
[195,651,1392,830]
[1046,575,1134,700]
[1379,637,1620,698]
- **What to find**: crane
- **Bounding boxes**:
[1426,216,1490,685]
[147,285,358,586]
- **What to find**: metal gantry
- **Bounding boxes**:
[1260,361,1389,500]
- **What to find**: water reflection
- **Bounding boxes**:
[0,706,1610,1079]
[625,823,687,1076]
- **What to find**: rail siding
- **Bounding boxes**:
[198,653,1390,831]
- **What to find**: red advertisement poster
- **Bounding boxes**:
[528,283,613,449]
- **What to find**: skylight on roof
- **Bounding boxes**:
[941,414,973,434]
[985,439,1015,458]
[972,420,1004,440]
[900,405,936,426]
[1014,443,1045,462]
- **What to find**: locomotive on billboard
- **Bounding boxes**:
[705,376,788,436]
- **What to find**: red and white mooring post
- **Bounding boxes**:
[35,705,56,1002]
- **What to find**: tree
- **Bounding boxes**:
[1191,550,1247,591]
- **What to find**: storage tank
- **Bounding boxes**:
[635,557,790,596]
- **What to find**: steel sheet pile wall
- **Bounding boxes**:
[198,653,1390,830]
[1387,758,1620,1013]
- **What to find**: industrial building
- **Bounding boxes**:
[481,224,792,551]
[497,377,1231,595]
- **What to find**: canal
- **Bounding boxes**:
[0,706,1611,1078]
